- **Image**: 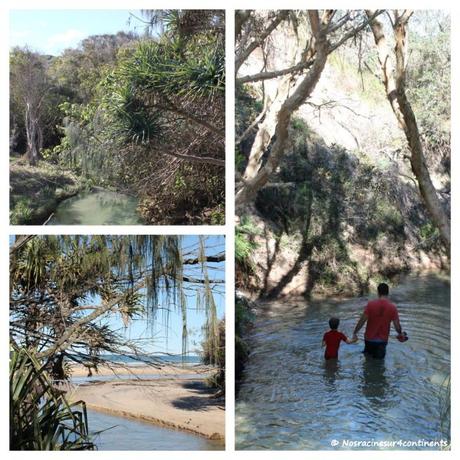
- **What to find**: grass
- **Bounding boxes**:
[10,158,85,224]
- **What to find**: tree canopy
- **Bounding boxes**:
[10,235,225,379]
[10,10,225,225]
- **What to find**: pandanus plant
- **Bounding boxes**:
[10,345,95,451]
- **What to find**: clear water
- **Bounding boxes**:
[87,410,223,451]
[236,275,450,450]
[48,190,142,225]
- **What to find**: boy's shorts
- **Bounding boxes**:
[363,340,387,359]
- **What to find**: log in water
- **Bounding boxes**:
[236,275,450,450]
[48,189,142,225]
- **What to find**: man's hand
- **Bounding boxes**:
[397,331,408,342]
[352,334,358,343]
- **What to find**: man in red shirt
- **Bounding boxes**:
[322,317,356,360]
[352,283,404,359]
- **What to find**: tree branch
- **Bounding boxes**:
[235,11,289,74]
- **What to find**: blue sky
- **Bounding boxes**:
[106,235,226,356]
[10,10,147,55]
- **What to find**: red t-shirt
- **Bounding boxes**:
[364,297,399,342]
[323,330,347,359]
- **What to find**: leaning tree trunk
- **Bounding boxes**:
[235,11,331,207]
[25,102,42,166]
[366,10,450,253]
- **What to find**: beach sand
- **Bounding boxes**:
[70,362,212,377]
[68,365,225,442]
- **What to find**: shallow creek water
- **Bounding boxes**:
[236,275,450,450]
[48,189,142,225]
[87,410,223,450]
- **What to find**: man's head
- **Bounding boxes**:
[377,282,389,297]
[329,317,340,330]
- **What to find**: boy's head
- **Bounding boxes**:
[377,283,389,297]
[329,317,340,330]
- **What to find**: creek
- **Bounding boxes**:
[48,189,142,225]
[236,275,450,450]
[87,410,223,450]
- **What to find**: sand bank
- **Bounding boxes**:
[70,362,212,378]
[68,372,224,442]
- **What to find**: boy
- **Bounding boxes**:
[322,317,357,360]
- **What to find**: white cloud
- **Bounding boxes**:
[45,28,86,54]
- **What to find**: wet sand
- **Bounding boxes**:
[68,365,225,442]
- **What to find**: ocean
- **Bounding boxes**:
[98,353,202,365]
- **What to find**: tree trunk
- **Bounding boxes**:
[242,76,292,180]
[236,11,329,207]
[25,103,42,166]
[366,10,450,253]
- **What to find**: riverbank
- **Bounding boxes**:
[10,159,84,224]
[68,366,225,442]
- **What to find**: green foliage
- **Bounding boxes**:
[10,236,222,372]
[235,148,246,171]
[10,346,94,450]
[10,198,32,225]
[10,11,225,224]
[209,204,225,225]
[202,320,225,393]
[118,34,224,101]
[291,116,310,135]
[235,216,259,270]
[406,11,450,175]
[420,222,439,241]
[10,161,82,224]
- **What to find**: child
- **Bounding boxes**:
[322,317,357,360]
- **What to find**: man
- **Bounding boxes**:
[352,283,404,359]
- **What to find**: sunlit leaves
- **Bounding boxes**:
[10,346,94,450]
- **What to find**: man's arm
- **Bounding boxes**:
[393,318,402,335]
[352,312,368,340]
[321,339,326,347]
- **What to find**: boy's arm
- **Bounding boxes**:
[343,332,358,344]
[321,339,326,347]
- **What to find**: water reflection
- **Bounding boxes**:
[49,189,142,225]
[361,356,388,404]
[323,359,340,386]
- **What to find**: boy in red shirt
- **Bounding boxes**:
[322,317,357,360]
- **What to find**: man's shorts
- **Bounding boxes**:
[363,340,387,359]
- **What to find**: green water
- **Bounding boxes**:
[48,190,142,225]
